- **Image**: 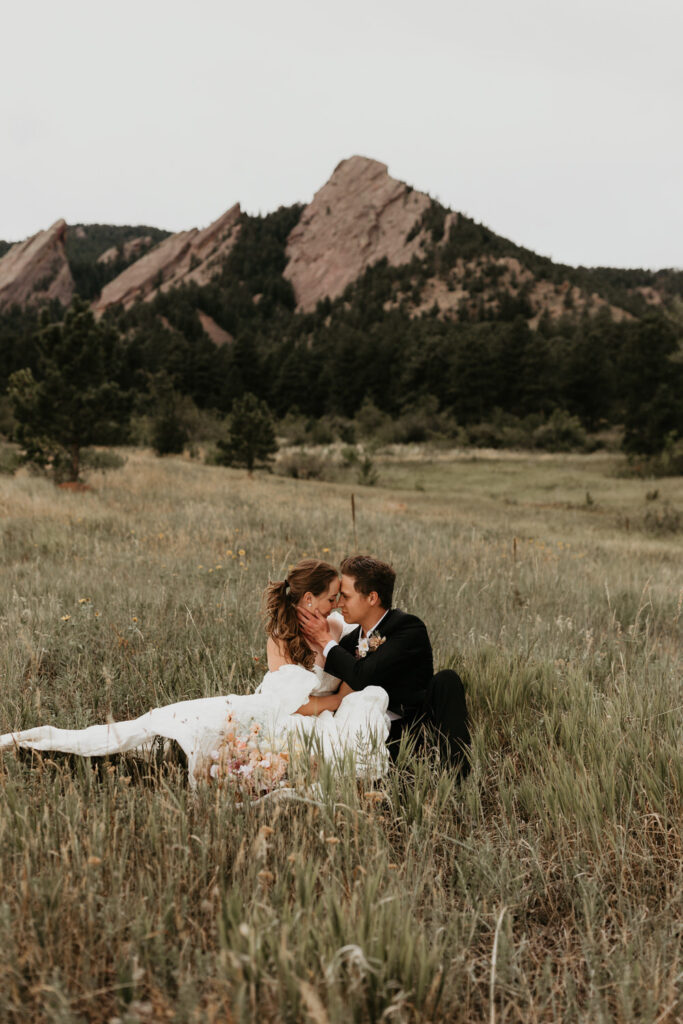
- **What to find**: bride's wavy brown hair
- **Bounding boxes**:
[263,559,339,669]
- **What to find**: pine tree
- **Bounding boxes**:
[8,298,131,481]
[216,393,278,475]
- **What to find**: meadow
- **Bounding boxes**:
[0,447,681,1023]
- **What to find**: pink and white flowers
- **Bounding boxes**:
[207,712,293,794]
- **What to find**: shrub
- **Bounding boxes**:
[357,455,379,486]
[467,410,588,452]
[643,504,681,535]
[80,448,127,473]
[151,411,188,455]
[617,436,683,479]
[277,411,309,446]
[277,452,327,480]
[354,399,391,440]
[0,395,16,438]
[341,446,359,466]
[0,443,21,475]
[532,409,587,452]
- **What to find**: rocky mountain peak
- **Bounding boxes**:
[0,219,75,312]
[92,203,241,315]
[283,156,432,311]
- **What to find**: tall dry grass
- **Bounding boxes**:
[0,449,681,1022]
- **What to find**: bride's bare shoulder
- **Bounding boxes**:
[266,636,292,671]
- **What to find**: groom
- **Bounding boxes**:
[298,554,470,774]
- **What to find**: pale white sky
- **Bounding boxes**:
[2,0,681,269]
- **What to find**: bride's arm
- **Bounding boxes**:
[294,693,344,716]
[295,679,354,716]
[267,638,344,715]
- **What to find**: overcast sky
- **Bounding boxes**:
[2,0,681,269]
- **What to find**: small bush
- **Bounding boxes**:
[151,412,188,456]
[277,412,309,446]
[532,409,587,452]
[0,395,16,438]
[467,410,588,452]
[0,443,21,475]
[357,455,379,486]
[341,446,359,466]
[277,453,327,480]
[618,435,683,479]
[643,504,681,535]
[354,398,391,440]
[80,448,127,473]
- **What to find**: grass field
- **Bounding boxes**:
[0,448,681,1023]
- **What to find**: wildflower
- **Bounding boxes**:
[78,598,89,604]
[61,614,71,621]
[216,564,222,569]
[238,549,245,557]
[198,564,204,569]
[132,617,138,623]
[322,548,330,553]
[94,611,100,618]
[240,561,246,568]
[226,549,233,556]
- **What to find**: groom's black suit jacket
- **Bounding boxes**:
[324,609,434,717]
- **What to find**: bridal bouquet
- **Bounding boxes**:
[207,711,306,795]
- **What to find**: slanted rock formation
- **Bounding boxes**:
[96,236,154,265]
[197,310,233,346]
[0,219,75,312]
[283,156,432,312]
[92,204,241,314]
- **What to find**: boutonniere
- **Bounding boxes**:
[356,634,386,659]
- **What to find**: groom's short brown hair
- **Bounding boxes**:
[340,555,396,609]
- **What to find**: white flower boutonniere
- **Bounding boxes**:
[356,634,386,659]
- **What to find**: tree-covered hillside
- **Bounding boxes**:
[1,205,681,458]
[65,224,171,300]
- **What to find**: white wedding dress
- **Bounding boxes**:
[0,614,390,786]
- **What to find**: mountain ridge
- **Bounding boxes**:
[1,156,681,327]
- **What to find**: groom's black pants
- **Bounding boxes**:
[388,669,471,779]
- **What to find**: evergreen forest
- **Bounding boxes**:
[1,204,682,459]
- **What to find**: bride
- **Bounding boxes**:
[0,559,391,787]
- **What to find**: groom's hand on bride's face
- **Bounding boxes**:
[297,607,332,652]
